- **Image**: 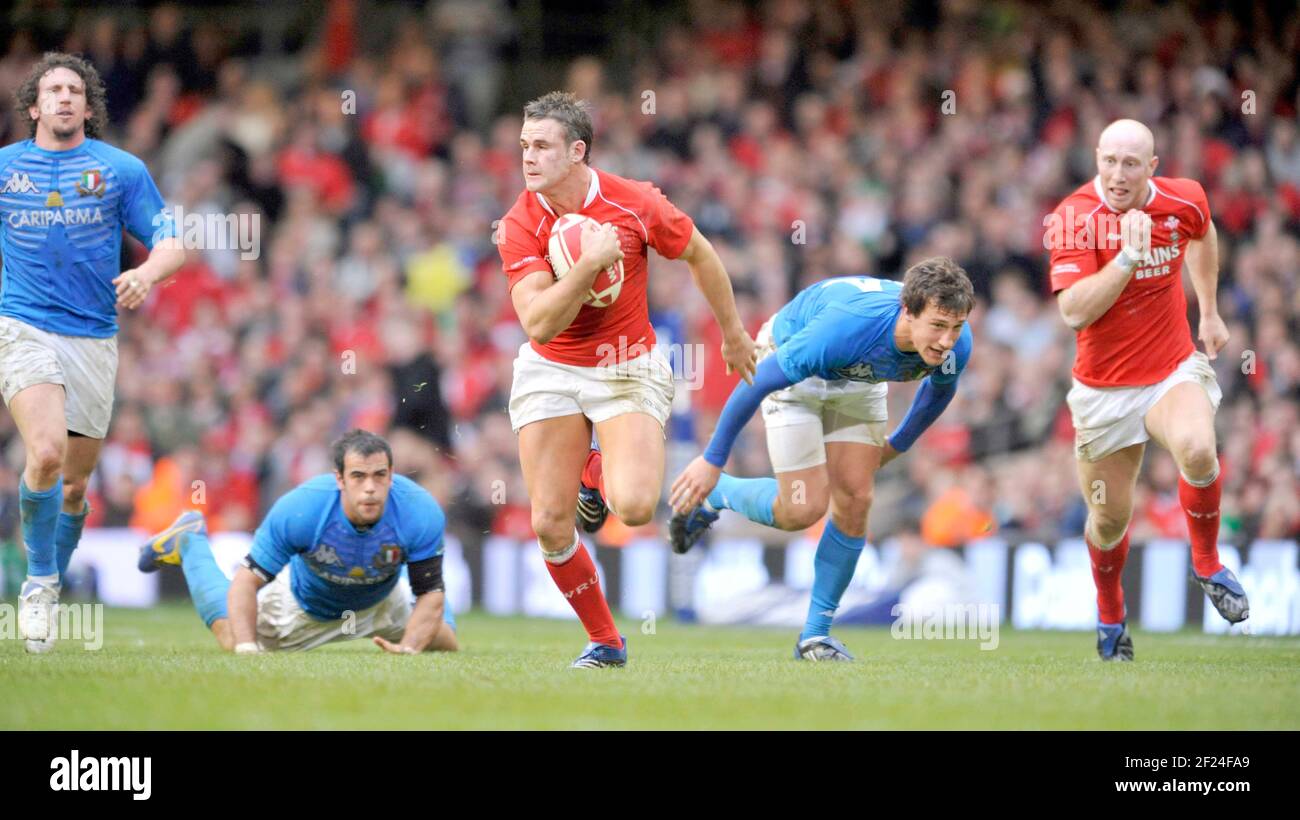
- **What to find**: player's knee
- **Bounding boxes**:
[26,439,65,480]
[610,491,657,527]
[831,486,873,518]
[62,476,89,507]
[531,506,575,547]
[779,496,828,531]
[1090,508,1132,545]
[1174,437,1218,481]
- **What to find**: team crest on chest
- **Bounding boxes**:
[372,543,404,569]
[1164,215,1179,243]
[76,169,106,198]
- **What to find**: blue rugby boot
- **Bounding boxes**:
[137,510,206,573]
[571,635,627,668]
[1194,567,1250,624]
[794,634,855,662]
[668,504,719,555]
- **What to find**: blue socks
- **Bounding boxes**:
[706,473,777,527]
[20,477,63,579]
[179,531,230,627]
[55,503,89,579]
[800,520,866,641]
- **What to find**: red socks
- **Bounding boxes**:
[1178,472,1224,578]
[1087,530,1130,624]
[581,449,605,499]
[545,538,620,647]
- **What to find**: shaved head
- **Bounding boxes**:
[1097,119,1155,161]
[1095,119,1159,211]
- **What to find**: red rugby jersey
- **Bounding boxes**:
[1048,176,1212,387]
[497,167,695,366]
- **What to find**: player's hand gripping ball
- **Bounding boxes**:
[547,213,625,308]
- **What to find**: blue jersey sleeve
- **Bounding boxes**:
[117,155,174,249]
[887,324,973,451]
[249,486,324,576]
[401,487,446,563]
[774,306,863,382]
[702,356,795,467]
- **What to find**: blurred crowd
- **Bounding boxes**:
[0,0,1296,555]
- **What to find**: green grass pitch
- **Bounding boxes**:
[2,605,1297,730]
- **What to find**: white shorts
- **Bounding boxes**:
[255,568,427,653]
[756,317,888,473]
[0,316,117,438]
[508,342,674,433]
[1067,350,1223,462]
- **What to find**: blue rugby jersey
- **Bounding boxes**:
[0,138,175,337]
[249,474,447,621]
[771,276,972,386]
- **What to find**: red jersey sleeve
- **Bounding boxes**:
[1048,199,1100,293]
[639,182,695,259]
[1184,179,1212,239]
[498,213,553,291]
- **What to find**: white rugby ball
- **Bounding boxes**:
[547,213,625,308]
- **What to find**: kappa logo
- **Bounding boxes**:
[307,543,343,567]
[1,172,39,194]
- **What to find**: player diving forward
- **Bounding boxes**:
[2,53,186,653]
[670,258,974,661]
[1049,119,1249,661]
[138,430,459,654]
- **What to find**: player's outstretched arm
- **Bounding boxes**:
[511,221,622,343]
[1185,220,1228,359]
[113,236,186,310]
[669,356,793,513]
[1057,209,1151,331]
[883,376,958,466]
[375,591,458,654]
[676,227,757,383]
[227,566,267,653]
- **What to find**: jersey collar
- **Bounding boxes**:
[535,166,600,216]
[1093,175,1157,212]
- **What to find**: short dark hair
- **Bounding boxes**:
[331,429,393,473]
[15,52,110,140]
[523,91,593,164]
[899,256,975,318]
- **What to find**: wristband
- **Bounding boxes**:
[1115,246,1141,272]
[234,642,261,654]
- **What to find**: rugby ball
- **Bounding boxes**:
[547,213,625,308]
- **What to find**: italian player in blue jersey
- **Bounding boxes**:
[137,430,459,654]
[2,53,185,653]
[669,258,974,661]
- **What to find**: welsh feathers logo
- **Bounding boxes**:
[1164,214,1180,243]
[1,172,39,194]
[76,169,106,198]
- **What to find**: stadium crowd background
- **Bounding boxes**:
[0,0,1296,590]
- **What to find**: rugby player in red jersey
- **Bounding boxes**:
[497,92,756,667]
[1048,119,1249,661]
